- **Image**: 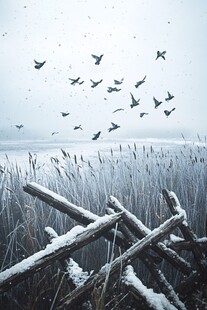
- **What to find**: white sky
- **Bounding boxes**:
[1,0,207,140]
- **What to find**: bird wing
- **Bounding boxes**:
[113,108,124,113]
[34,60,40,64]
[91,54,98,60]
[153,97,158,104]
[130,92,134,99]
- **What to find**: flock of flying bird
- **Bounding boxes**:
[15,51,176,140]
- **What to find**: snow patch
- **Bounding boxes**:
[123,265,177,310]
[66,258,91,287]
[170,234,184,243]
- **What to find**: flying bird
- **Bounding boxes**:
[156,51,166,60]
[114,78,124,85]
[112,108,124,113]
[107,87,121,93]
[164,108,176,117]
[52,131,59,136]
[34,60,46,69]
[91,54,104,65]
[153,97,162,108]
[135,75,146,88]
[61,112,70,117]
[130,93,140,108]
[69,77,84,85]
[90,79,103,88]
[74,125,83,130]
[108,122,120,132]
[92,131,101,140]
[165,91,174,102]
[15,124,24,130]
[140,112,149,118]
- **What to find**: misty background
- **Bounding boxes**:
[1,0,207,141]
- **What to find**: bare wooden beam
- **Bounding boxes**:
[0,213,122,293]
[57,213,185,309]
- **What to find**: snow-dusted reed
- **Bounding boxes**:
[0,139,206,308]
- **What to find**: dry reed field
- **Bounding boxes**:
[0,138,206,309]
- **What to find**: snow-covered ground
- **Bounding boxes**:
[0,137,198,167]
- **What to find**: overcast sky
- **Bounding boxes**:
[1,0,207,140]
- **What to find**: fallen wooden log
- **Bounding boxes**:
[0,212,122,293]
[122,265,177,310]
[57,213,185,309]
[107,207,186,309]
[23,182,128,248]
[166,236,207,252]
[162,189,207,273]
[108,195,192,276]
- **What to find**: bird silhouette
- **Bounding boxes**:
[34,60,46,69]
[114,78,124,85]
[108,122,120,132]
[52,131,59,136]
[91,54,104,65]
[69,77,84,85]
[130,93,140,108]
[156,51,166,60]
[15,124,24,130]
[153,97,162,108]
[107,87,121,93]
[164,108,176,117]
[74,125,83,130]
[135,75,146,88]
[112,108,124,113]
[90,79,103,88]
[92,131,101,140]
[61,112,70,117]
[165,91,174,102]
[140,112,149,118]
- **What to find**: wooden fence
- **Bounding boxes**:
[0,182,206,309]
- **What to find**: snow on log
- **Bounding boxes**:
[23,182,99,224]
[23,182,127,248]
[57,212,185,309]
[122,265,177,310]
[0,212,122,293]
